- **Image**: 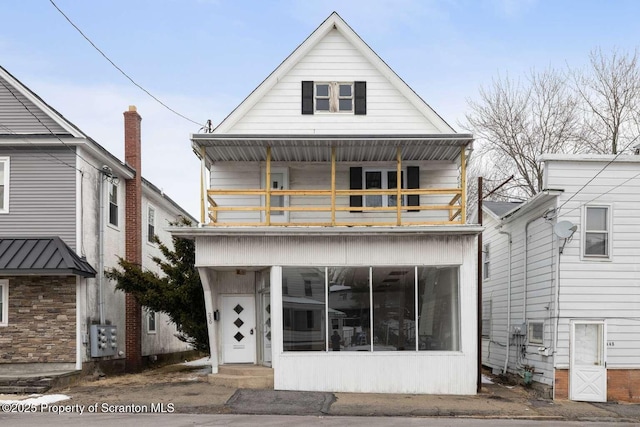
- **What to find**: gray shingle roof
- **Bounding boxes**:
[483,201,522,218]
[0,237,96,277]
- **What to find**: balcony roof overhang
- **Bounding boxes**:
[191,133,473,163]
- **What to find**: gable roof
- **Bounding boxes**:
[0,237,97,277]
[213,12,455,134]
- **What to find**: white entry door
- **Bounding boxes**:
[570,321,606,402]
[222,295,256,364]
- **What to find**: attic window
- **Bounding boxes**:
[302,81,366,115]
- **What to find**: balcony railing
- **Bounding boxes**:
[200,146,467,227]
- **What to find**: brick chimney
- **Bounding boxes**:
[124,105,142,373]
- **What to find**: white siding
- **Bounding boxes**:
[226,29,443,135]
[545,159,640,369]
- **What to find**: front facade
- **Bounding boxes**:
[174,13,481,394]
[0,66,194,373]
[481,154,640,402]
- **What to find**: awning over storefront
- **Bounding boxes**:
[0,237,97,277]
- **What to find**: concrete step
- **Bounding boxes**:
[208,373,274,389]
[0,385,50,394]
[210,365,274,389]
[218,365,273,377]
[0,371,81,394]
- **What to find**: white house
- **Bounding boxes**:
[172,12,481,394]
[481,154,640,403]
[0,66,195,379]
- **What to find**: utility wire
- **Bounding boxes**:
[556,137,640,213]
[49,0,205,128]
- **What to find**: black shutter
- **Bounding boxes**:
[407,166,420,212]
[302,81,314,115]
[354,81,366,115]
[349,167,363,212]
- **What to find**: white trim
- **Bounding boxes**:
[581,204,612,261]
[0,157,9,213]
[147,204,156,244]
[146,310,157,334]
[75,277,83,370]
[0,279,8,327]
[482,242,490,280]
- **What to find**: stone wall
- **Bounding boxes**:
[0,276,76,363]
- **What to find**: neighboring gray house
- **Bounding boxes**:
[0,66,195,376]
[482,154,640,403]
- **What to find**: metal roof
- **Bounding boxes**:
[0,237,97,277]
[192,134,473,163]
[483,201,523,218]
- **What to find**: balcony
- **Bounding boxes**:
[193,134,472,227]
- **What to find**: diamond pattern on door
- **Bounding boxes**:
[234,332,244,342]
[234,318,244,328]
[234,304,244,314]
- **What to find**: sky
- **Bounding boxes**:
[3,0,640,218]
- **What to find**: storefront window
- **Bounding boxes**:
[328,267,371,351]
[417,266,460,351]
[282,267,326,351]
[372,267,415,351]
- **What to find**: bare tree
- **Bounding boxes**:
[465,68,586,198]
[572,48,640,154]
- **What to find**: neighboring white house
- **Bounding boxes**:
[481,154,640,403]
[0,66,195,375]
[172,12,481,395]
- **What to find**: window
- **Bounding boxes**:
[283,266,461,352]
[147,310,157,334]
[528,322,543,344]
[0,157,9,213]
[584,206,610,257]
[482,299,492,338]
[302,81,366,115]
[0,280,8,326]
[108,183,118,226]
[147,206,156,243]
[364,169,405,208]
[314,82,353,112]
[483,243,490,280]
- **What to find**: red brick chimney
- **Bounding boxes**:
[124,105,142,373]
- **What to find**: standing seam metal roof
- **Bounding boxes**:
[0,237,97,277]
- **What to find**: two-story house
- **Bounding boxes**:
[0,66,195,379]
[481,154,640,403]
[172,12,481,394]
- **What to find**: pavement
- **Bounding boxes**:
[2,362,639,423]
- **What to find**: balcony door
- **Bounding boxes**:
[262,167,289,223]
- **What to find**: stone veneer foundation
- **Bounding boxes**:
[0,276,76,363]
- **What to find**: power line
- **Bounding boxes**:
[49,0,205,128]
[556,137,640,213]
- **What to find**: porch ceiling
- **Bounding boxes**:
[192,134,473,163]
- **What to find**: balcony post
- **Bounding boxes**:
[266,146,271,225]
[460,145,467,223]
[200,145,206,225]
[396,147,402,226]
[331,146,336,226]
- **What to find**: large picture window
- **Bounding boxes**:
[282,266,460,352]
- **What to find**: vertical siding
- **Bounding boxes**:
[0,75,68,134]
[0,147,76,247]
[545,159,640,369]
[226,29,442,135]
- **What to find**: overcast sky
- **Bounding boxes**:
[3,0,640,218]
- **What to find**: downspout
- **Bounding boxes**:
[522,217,537,325]
[499,228,512,374]
[98,171,106,324]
